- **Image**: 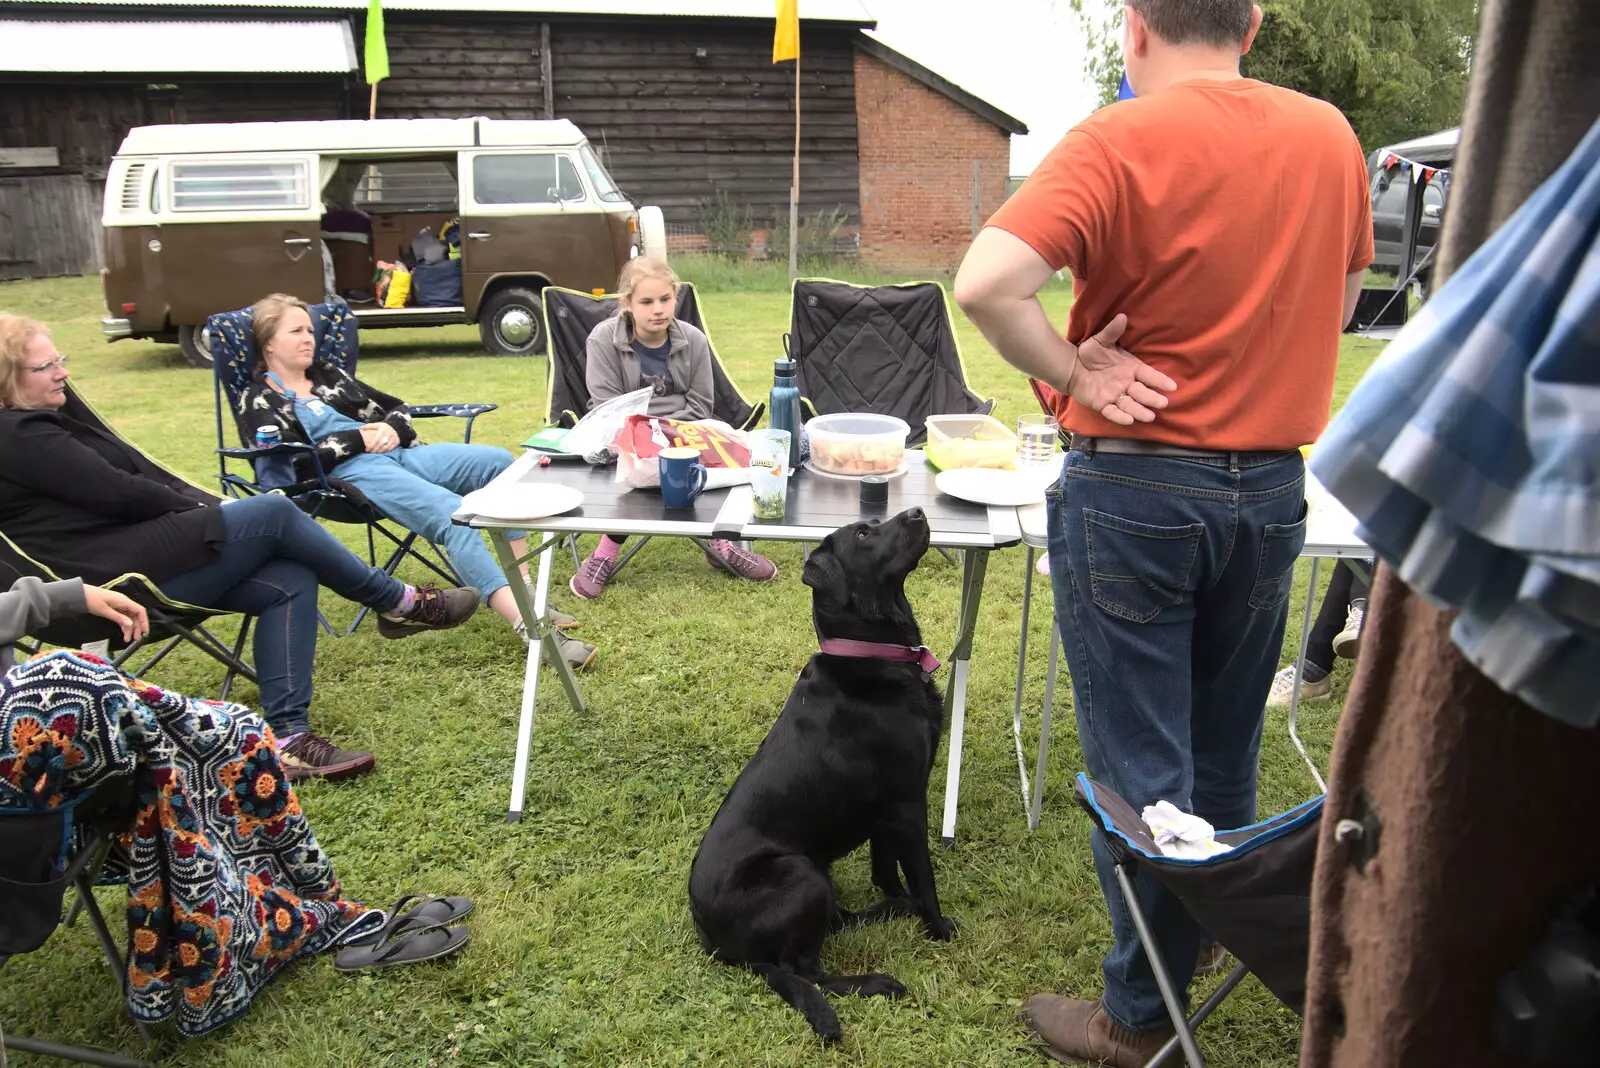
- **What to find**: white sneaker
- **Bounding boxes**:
[1332,600,1365,659]
[1266,664,1332,708]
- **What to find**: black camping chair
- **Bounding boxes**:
[0,531,255,701]
[1072,773,1324,1068]
[1,785,159,1067]
[207,301,496,636]
[541,282,763,431]
[541,284,765,575]
[785,279,993,445]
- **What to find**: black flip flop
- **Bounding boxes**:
[344,894,475,948]
[334,916,470,972]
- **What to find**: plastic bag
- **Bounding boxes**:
[383,264,412,309]
[614,416,752,489]
[563,387,653,464]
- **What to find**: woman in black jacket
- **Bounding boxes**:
[0,313,479,782]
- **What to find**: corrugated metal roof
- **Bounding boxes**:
[0,19,357,73]
[0,0,875,20]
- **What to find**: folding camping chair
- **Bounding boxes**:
[0,532,255,702]
[0,786,159,1067]
[540,283,766,576]
[1071,773,1324,1068]
[785,279,994,444]
[207,301,497,635]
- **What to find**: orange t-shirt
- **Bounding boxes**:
[987,78,1374,451]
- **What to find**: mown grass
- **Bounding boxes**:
[0,268,1386,1067]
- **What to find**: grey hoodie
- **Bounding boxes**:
[0,576,85,673]
[584,316,715,421]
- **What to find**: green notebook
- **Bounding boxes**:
[522,425,575,453]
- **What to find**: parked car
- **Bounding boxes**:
[1366,127,1457,289]
[99,117,666,365]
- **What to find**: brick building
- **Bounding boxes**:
[853,35,1025,273]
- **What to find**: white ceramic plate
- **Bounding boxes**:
[935,467,1048,507]
[459,483,583,523]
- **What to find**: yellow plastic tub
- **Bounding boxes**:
[925,414,1017,471]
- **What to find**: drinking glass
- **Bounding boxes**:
[749,429,792,519]
[1016,413,1059,469]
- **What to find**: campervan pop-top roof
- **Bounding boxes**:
[115,117,586,157]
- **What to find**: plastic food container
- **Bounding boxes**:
[924,414,1017,471]
[805,413,910,476]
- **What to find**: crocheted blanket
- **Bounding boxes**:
[0,651,372,1036]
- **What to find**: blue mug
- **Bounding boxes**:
[659,446,707,508]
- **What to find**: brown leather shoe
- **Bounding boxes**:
[1019,995,1175,1067]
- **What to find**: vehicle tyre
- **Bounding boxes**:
[478,287,546,357]
[177,323,213,369]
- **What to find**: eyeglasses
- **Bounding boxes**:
[24,354,68,374]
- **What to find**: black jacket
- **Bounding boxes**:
[236,363,417,481]
[0,408,223,586]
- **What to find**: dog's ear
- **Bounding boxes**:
[801,538,844,598]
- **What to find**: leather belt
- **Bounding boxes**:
[1067,433,1236,460]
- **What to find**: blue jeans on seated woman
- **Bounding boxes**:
[159,494,407,739]
[1045,447,1307,1034]
[329,442,519,603]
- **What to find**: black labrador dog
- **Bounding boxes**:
[688,506,953,1042]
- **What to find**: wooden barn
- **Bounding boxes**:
[0,0,1026,280]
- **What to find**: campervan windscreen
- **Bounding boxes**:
[579,144,628,204]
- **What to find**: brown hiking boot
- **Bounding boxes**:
[1019,995,1174,1067]
[376,583,479,639]
[279,732,376,783]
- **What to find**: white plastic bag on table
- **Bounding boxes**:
[563,387,653,464]
[614,419,754,490]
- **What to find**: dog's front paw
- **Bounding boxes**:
[858,975,907,999]
[923,915,957,941]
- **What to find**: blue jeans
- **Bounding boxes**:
[332,443,519,603]
[159,494,407,738]
[1046,447,1307,1032]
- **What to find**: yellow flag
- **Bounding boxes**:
[773,0,799,63]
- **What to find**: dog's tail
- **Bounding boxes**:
[750,964,842,1042]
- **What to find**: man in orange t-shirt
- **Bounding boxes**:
[955,2,1371,1063]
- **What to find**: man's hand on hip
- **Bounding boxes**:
[1068,314,1177,426]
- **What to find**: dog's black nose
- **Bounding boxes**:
[904,506,925,521]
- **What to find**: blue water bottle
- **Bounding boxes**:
[769,348,802,470]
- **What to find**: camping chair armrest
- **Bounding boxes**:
[410,402,498,444]
[216,441,334,492]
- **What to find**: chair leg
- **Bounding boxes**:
[217,615,252,703]
[607,536,652,579]
[1112,863,1206,1068]
[0,1032,158,1068]
[1142,964,1250,1068]
[567,534,582,571]
[159,620,255,685]
[937,547,960,565]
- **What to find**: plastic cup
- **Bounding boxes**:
[1016,413,1059,468]
[750,429,792,519]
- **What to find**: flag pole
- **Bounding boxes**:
[789,51,799,282]
[369,84,378,120]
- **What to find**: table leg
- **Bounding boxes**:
[939,547,990,847]
[1288,555,1326,793]
[492,531,586,824]
[1029,621,1060,831]
[1012,546,1036,821]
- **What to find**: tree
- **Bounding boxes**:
[1065,0,1477,151]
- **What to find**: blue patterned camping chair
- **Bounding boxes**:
[206,301,497,636]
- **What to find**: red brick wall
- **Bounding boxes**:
[854,50,1012,274]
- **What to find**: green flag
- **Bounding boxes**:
[364,0,389,84]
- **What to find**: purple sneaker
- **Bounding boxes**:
[570,550,616,600]
[703,539,777,582]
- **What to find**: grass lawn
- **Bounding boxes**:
[0,265,1388,1067]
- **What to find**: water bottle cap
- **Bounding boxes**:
[774,358,796,374]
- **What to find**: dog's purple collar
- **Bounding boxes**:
[818,638,941,675]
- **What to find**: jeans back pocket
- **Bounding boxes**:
[1084,508,1204,623]
[1249,502,1309,612]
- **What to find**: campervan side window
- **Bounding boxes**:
[170,160,310,212]
[473,153,585,206]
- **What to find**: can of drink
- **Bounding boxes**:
[255,425,281,448]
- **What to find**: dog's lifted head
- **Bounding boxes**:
[801,507,931,645]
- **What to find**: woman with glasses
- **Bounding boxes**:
[0,313,480,782]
